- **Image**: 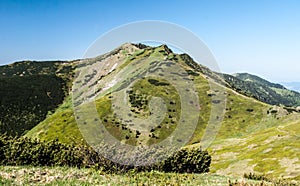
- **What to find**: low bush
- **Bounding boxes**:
[158,147,211,173]
[0,134,211,174]
[243,172,298,186]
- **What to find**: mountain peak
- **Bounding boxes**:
[119,42,140,51]
[159,44,173,54]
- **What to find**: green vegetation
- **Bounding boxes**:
[0,74,66,136]
[24,44,300,180]
[0,134,211,174]
[0,166,282,186]
[223,73,300,107]
[242,172,298,186]
[0,61,74,136]
[25,96,83,144]
[0,43,300,183]
[207,113,300,180]
[94,77,182,146]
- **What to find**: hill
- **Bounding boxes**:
[23,43,300,180]
[0,43,299,180]
[26,43,268,144]
[0,61,75,136]
[222,73,300,107]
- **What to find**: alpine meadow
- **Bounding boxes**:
[0,43,299,185]
[1,1,300,185]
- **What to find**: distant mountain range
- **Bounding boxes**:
[280,82,300,93]
[0,43,299,179]
[222,72,300,107]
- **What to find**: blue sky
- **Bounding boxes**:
[1,0,299,82]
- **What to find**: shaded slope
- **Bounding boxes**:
[223,73,300,107]
[233,73,285,89]
[0,61,73,136]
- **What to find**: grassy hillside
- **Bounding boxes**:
[207,113,300,180]
[24,44,300,180]
[25,96,84,144]
[27,44,267,142]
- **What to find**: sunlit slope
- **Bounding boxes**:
[207,113,300,180]
[25,43,300,180]
[27,44,269,144]
[25,96,84,144]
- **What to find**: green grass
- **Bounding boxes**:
[207,113,300,180]
[25,44,300,181]
[25,96,84,144]
[0,166,276,186]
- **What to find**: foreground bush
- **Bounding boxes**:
[0,135,88,167]
[0,134,211,173]
[243,172,298,186]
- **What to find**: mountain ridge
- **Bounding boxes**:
[233,73,286,89]
[223,72,300,107]
[1,43,299,137]
[0,43,299,179]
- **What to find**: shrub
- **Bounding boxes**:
[243,172,269,181]
[158,147,211,173]
[243,172,298,186]
[0,134,211,174]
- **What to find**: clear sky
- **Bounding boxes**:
[1,0,299,82]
